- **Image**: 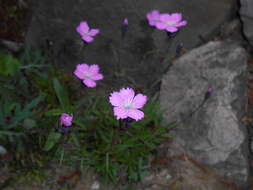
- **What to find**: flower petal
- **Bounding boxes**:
[89,29,100,36]
[113,107,128,120]
[146,13,152,20]
[159,14,172,22]
[83,79,96,87]
[76,25,83,35]
[148,20,157,26]
[166,26,178,33]
[88,64,99,75]
[91,73,103,80]
[82,35,94,43]
[147,10,159,20]
[74,64,89,79]
[155,22,167,30]
[77,21,89,34]
[174,20,187,27]
[119,88,135,100]
[151,10,160,18]
[128,109,144,121]
[147,10,160,26]
[109,92,124,107]
[146,12,153,20]
[132,94,147,109]
[170,13,182,23]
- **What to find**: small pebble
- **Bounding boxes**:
[91,180,100,190]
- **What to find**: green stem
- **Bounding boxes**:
[20,64,46,69]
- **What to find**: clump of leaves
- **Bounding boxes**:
[0,49,176,185]
[0,96,43,145]
[45,81,175,183]
[0,51,46,148]
[77,96,174,183]
[0,55,21,76]
[0,50,53,185]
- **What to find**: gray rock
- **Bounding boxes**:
[91,180,100,190]
[160,40,249,187]
[25,0,237,90]
[0,145,7,155]
[240,0,253,46]
[0,39,23,52]
[220,19,243,41]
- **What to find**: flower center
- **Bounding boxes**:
[83,30,91,36]
[84,72,92,78]
[153,17,159,22]
[123,99,133,109]
[166,20,176,26]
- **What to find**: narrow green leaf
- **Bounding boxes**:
[24,96,43,111]
[23,118,36,128]
[53,78,70,110]
[161,133,174,138]
[43,132,61,151]
[45,108,64,116]
[71,133,80,147]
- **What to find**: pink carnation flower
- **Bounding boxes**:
[146,10,161,26]
[109,88,147,121]
[60,113,73,127]
[76,21,100,43]
[74,63,103,88]
[156,13,187,32]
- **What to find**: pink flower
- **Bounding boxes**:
[109,88,147,121]
[60,113,73,127]
[146,10,161,26]
[156,13,187,32]
[74,64,103,88]
[76,21,100,43]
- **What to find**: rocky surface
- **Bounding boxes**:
[3,0,250,189]
[160,40,249,188]
[2,40,250,190]
[25,0,237,92]
[0,145,7,155]
[240,0,253,47]
[140,164,230,190]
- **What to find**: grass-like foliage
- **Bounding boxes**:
[45,85,175,183]
[0,50,45,149]
[0,49,175,185]
[75,96,175,183]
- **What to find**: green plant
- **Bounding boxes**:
[0,51,46,146]
[0,48,176,186]
[0,96,43,145]
[0,54,21,76]
[43,77,74,151]
[46,93,175,183]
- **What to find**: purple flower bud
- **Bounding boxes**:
[204,88,213,100]
[207,88,213,93]
[60,113,73,127]
[123,18,128,25]
[121,18,128,39]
